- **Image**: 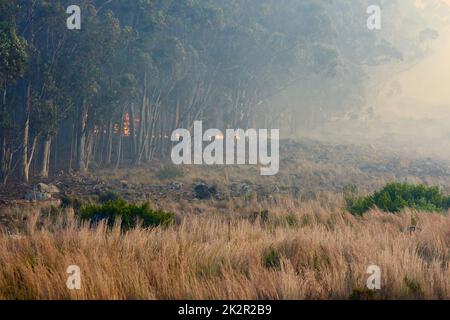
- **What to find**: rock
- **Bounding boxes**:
[168,182,183,191]
[24,183,59,201]
[24,190,51,201]
[227,183,255,197]
[239,183,252,195]
[93,184,105,192]
[193,183,218,200]
[36,183,60,194]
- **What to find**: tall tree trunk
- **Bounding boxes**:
[0,84,8,184]
[24,135,38,183]
[39,136,52,178]
[129,103,136,157]
[106,119,113,165]
[115,107,126,171]
[69,121,76,171]
[85,131,94,171]
[135,72,147,164]
[20,83,32,184]
[0,136,6,184]
[53,132,58,174]
[76,99,88,173]
[95,131,102,164]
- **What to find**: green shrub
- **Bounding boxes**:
[80,199,175,230]
[346,183,450,216]
[97,191,120,203]
[60,194,85,211]
[262,247,281,269]
[284,213,298,227]
[157,166,184,180]
[404,277,424,298]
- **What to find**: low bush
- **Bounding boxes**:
[60,194,85,211]
[262,247,281,269]
[97,191,120,203]
[80,199,175,230]
[346,183,450,215]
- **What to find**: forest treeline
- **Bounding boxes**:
[0,0,434,184]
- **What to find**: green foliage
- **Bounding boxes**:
[0,0,442,184]
[80,199,175,230]
[60,195,85,212]
[97,191,120,204]
[346,183,450,216]
[30,97,58,136]
[0,109,19,141]
[262,247,281,269]
[0,21,27,86]
[284,213,298,227]
[404,277,424,298]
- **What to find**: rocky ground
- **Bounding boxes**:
[2,139,450,210]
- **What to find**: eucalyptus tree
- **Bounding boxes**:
[1,0,441,183]
[0,0,27,184]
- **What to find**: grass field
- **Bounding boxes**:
[1,141,450,300]
[0,195,449,300]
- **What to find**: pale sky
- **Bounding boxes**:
[415,0,450,9]
[393,26,450,116]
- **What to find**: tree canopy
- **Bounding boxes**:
[0,0,445,183]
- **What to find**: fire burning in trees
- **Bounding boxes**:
[113,113,140,137]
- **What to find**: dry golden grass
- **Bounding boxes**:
[0,196,449,300]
